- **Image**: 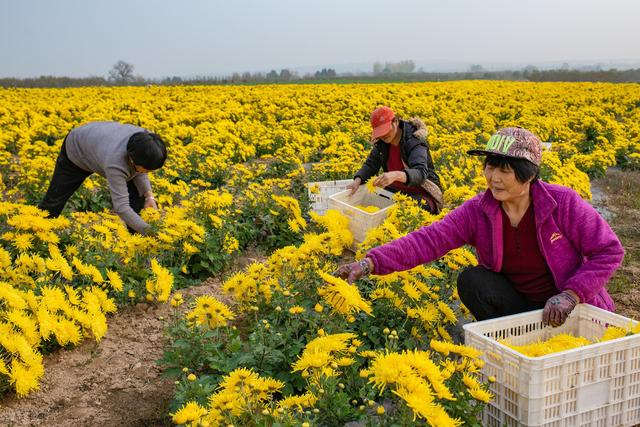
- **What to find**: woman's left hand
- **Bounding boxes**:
[373,171,406,188]
[542,291,579,327]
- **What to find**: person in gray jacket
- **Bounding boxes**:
[38,121,167,234]
[347,106,443,213]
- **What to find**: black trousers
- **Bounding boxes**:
[457,266,546,321]
[38,140,145,218]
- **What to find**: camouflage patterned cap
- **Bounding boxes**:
[467,127,542,166]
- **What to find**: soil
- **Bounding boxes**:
[591,169,640,320]
[0,171,638,426]
[0,300,175,427]
[0,253,264,427]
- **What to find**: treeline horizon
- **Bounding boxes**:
[2,68,640,88]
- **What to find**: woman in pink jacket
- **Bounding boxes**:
[335,127,624,327]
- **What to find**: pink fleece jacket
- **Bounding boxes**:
[367,181,624,311]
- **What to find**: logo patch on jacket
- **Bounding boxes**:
[550,232,563,243]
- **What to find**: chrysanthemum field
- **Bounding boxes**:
[0,82,639,426]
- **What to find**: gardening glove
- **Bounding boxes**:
[542,291,578,327]
[333,258,372,284]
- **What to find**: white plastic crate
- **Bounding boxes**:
[463,304,640,427]
[328,186,395,249]
[306,179,353,215]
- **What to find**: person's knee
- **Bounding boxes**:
[457,266,495,320]
[457,266,495,309]
[457,266,481,294]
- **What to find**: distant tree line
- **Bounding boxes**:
[373,60,416,74]
[2,59,640,88]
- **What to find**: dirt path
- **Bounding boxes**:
[0,302,175,427]
[0,277,222,427]
[591,169,640,320]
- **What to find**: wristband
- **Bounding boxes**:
[358,258,371,276]
[145,196,155,201]
[561,291,578,305]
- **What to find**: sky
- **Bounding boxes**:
[1,0,639,78]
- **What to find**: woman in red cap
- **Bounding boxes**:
[346,106,443,213]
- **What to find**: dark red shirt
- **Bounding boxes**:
[386,143,428,196]
[501,203,557,302]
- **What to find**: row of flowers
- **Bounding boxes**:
[163,206,488,426]
[2,82,640,209]
[0,184,308,396]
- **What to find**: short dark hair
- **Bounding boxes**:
[127,132,167,170]
[484,155,539,183]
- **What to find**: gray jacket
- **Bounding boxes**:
[65,121,152,233]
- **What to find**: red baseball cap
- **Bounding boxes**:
[370,106,395,140]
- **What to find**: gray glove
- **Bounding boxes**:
[333,259,372,284]
[543,291,578,327]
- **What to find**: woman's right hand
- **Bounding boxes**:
[347,177,362,196]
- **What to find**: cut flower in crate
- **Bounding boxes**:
[500,320,640,357]
[464,305,640,426]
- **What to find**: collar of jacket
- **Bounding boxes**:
[478,180,559,271]
[478,180,558,223]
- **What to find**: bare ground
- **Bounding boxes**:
[0,253,264,427]
[591,169,640,320]
[0,300,175,427]
[0,171,638,426]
